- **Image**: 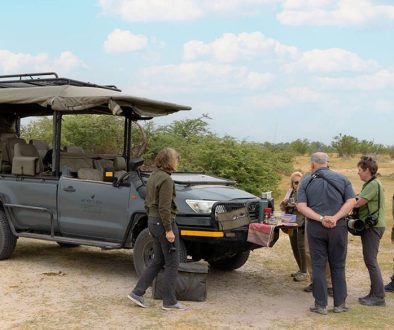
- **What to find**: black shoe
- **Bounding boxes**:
[333,303,350,313]
[304,283,313,292]
[359,292,371,300]
[384,281,394,292]
[327,287,333,297]
[359,295,386,307]
[310,304,328,315]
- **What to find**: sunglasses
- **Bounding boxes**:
[293,181,300,185]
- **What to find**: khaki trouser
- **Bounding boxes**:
[305,220,332,286]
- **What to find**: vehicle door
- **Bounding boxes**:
[57,176,131,241]
[1,177,58,232]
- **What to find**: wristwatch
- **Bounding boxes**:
[319,215,324,222]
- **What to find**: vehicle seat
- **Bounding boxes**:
[12,143,43,176]
[29,139,49,159]
[0,133,17,172]
[65,145,85,154]
[77,168,102,181]
[114,156,127,177]
[93,158,114,174]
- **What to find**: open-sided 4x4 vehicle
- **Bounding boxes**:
[0,72,276,275]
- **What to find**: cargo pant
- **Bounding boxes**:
[133,217,180,306]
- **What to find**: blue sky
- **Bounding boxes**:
[1,0,394,145]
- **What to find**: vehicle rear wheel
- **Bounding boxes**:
[208,251,250,271]
[133,228,187,276]
[0,210,17,260]
[57,242,80,248]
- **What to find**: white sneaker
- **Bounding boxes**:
[161,302,187,311]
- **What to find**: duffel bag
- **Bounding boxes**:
[152,262,208,302]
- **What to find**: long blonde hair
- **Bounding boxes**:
[290,171,303,186]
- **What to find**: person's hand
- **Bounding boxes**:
[322,216,336,228]
[166,230,175,243]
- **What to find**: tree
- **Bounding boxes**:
[331,133,359,157]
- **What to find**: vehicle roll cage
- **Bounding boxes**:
[0,72,121,91]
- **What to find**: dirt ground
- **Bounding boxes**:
[1,156,393,330]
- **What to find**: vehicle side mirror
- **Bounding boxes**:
[129,158,144,171]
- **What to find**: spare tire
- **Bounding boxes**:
[0,210,17,260]
[133,228,187,276]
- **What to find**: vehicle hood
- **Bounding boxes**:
[176,184,257,201]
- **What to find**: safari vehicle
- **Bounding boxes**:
[0,72,275,275]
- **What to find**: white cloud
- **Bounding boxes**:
[0,50,85,74]
[54,51,86,71]
[139,61,274,90]
[104,29,148,53]
[184,32,298,63]
[278,0,394,26]
[98,0,278,21]
[99,0,203,21]
[283,48,378,73]
[319,69,394,90]
[246,86,323,108]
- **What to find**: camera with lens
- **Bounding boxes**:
[346,208,365,236]
[365,214,378,227]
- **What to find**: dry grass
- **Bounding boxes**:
[0,154,393,329]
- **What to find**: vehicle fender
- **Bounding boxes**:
[123,212,147,248]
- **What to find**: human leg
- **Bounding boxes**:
[132,219,166,298]
[161,223,180,307]
[307,221,328,308]
[327,223,348,307]
[289,228,302,272]
[360,227,385,299]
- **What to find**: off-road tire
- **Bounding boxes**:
[208,251,250,271]
[133,227,187,276]
[0,210,17,260]
[57,242,80,248]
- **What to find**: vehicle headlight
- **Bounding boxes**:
[185,200,218,214]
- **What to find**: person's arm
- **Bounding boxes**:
[158,177,175,242]
[296,202,324,223]
[354,197,368,208]
[323,198,356,227]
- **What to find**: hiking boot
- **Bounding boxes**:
[161,302,187,311]
[291,270,301,277]
[327,287,334,297]
[127,292,148,308]
[303,283,313,292]
[359,295,386,307]
[294,272,308,282]
[309,304,327,315]
[333,303,350,313]
[384,280,394,292]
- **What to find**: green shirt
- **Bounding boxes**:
[359,178,385,228]
[144,168,178,232]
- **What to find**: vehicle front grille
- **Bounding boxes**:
[212,200,259,222]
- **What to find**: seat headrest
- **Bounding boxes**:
[114,157,126,171]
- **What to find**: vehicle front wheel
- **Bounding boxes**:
[208,251,250,271]
[0,210,17,260]
[133,228,187,276]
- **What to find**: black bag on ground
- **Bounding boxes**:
[152,262,208,302]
